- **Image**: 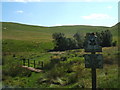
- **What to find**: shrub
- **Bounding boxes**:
[112,41,117,46]
[67,73,78,84]
[45,65,65,79]
[3,63,31,77]
[96,30,113,47]
[44,55,61,70]
[60,56,67,61]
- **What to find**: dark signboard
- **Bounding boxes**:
[84,54,103,68]
[84,33,102,52]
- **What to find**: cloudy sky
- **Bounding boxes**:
[1,0,119,27]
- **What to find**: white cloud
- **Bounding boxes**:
[82,13,113,20]
[54,24,62,26]
[1,0,119,2]
[107,6,113,9]
[5,0,38,1]
[46,24,80,27]
[16,10,24,13]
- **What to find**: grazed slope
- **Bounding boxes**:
[2,22,116,42]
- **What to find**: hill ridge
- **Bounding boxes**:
[2,22,118,42]
[1,22,110,28]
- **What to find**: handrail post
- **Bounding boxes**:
[34,60,35,68]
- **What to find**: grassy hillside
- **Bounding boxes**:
[2,22,119,88]
[2,22,115,41]
[2,22,118,53]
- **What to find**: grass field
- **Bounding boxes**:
[2,22,118,41]
[1,22,119,88]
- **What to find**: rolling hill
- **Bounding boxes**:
[2,22,118,52]
[2,22,118,42]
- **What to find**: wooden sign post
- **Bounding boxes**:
[91,52,96,90]
[84,33,103,89]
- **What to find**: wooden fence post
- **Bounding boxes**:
[28,59,30,67]
[38,61,40,68]
[23,59,25,66]
[34,60,36,68]
[41,61,44,68]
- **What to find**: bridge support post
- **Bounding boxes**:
[28,59,30,67]
[34,60,36,68]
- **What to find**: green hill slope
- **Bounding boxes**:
[2,22,116,42]
[2,22,118,52]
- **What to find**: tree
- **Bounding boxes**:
[73,32,84,49]
[96,30,113,47]
[52,33,67,51]
[66,38,78,50]
[52,33,78,51]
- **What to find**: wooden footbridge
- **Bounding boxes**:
[21,59,44,73]
[22,66,43,73]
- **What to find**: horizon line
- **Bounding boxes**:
[1,21,118,27]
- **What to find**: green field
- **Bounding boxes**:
[2,22,119,88]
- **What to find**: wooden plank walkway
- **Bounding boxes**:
[22,66,43,73]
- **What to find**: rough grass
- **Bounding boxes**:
[2,22,119,88]
[2,39,54,52]
[2,47,118,88]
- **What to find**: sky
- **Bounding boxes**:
[1,0,119,27]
